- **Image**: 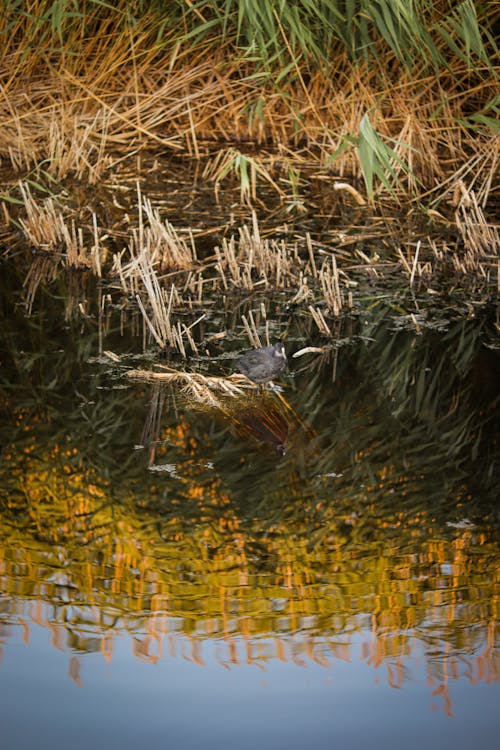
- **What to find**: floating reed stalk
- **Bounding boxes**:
[128,368,251,406]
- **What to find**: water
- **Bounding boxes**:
[1,221,499,747]
[2,623,498,750]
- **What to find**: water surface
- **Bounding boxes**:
[0,225,499,748]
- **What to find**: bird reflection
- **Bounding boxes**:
[233,393,290,454]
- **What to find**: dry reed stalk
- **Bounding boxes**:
[409,241,421,286]
[216,237,241,286]
[397,248,412,277]
[308,306,332,336]
[138,191,197,271]
[455,190,499,264]
[241,313,262,348]
[135,259,173,348]
[432,135,499,210]
[18,182,103,272]
[0,100,31,172]
[306,233,318,278]
[23,256,59,314]
[46,108,115,183]
[127,368,251,407]
[91,212,102,278]
[215,212,301,290]
[128,244,199,355]
[354,249,380,278]
[290,272,311,305]
[410,313,422,335]
[398,242,432,286]
[319,255,343,315]
[18,183,64,251]
[112,250,135,295]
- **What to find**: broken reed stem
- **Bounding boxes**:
[410,241,421,287]
[91,211,103,277]
[398,247,412,277]
[308,305,331,336]
[135,293,164,348]
[241,313,261,347]
[306,233,317,279]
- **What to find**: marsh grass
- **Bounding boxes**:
[2,3,498,349]
[0,1,497,207]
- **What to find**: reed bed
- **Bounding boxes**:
[2,1,499,352]
[214,213,301,290]
[18,182,103,273]
[16,184,498,350]
[0,1,497,206]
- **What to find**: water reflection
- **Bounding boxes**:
[0,258,499,718]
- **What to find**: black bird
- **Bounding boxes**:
[235,342,287,384]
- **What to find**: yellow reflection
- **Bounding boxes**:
[0,409,499,716]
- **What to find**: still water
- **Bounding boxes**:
[0,253,499,749]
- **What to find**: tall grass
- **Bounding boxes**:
[0,0,498,204]
[169,0,499,74]
[2,1,497,71]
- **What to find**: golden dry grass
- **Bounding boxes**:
[2,2,499,346]
[0,21,498,206]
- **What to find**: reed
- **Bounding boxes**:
[18,182,103,273]
[128,367,251,407]
[319,255,343,315]
[215,212,301,289]
[0,0,497,206]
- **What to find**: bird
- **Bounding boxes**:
[235,342,287,384]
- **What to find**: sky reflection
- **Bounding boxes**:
[1,619,499,750]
